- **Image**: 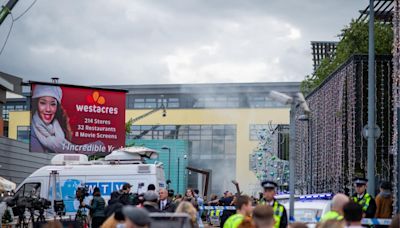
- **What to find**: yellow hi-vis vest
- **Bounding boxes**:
[210,209,222,217]
[352,193,372,212]
[259,200,284,228]
[223,214,244,228]
[320,210,343,222]
[272,201,285,228]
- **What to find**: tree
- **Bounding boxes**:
[301,20,393,94]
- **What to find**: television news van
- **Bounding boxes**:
[13,147,166,215]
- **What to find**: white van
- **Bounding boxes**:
[14,147,166,215]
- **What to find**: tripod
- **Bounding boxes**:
[75,198,89,228]
[16,208,28,228]
[36,208,46,222]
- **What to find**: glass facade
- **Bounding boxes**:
[126,94,288,109]
[128,124,236,194]
[17,126,30,143]
[2,103,28,120]
[127,96,180,109]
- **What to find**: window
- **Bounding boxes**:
[144,98,156,108]
[134,98,145,108]
[17,126,30,143]
[2,109,9,120]
[167,98,180,108]
[15,105,24,110]
[249,96,285,108]
[193,96,239,108]
[15,182,41,198]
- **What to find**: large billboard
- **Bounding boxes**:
[30,82,126,154]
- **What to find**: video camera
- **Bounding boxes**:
[5,196,51,216]
[75,186,89,203]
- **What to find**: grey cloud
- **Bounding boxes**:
[0,0,364,85]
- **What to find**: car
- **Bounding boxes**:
[283,194,332,228]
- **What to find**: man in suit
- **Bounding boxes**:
[159,188,176,213]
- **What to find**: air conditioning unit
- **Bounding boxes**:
[51,154,89,165]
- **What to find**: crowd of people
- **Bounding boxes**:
[76,176,400,228]
[79,183,205,228]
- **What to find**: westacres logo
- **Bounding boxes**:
[75,91,119,115]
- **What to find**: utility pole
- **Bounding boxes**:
[0,0,19,26]
[367,0,376,195]
[289,103,296,222]
[269,91,310,221]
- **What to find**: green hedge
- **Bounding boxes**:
[301,20,393,94]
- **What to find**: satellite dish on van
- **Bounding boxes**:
[105,146,159,161]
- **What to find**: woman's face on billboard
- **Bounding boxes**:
[38,96,57,124]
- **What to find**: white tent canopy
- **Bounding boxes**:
[0,177,16,192]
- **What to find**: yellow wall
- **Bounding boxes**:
[8,111,30,140]
[9,108,289,194]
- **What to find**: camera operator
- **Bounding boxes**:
[81,187,106,228]
[73,186,90,213]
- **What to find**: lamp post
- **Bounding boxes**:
[177,154,188,194]
[269,91,310,222]
[162,145,171,181]
[367,0,376,196]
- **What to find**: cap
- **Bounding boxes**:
[261,180,278,189]
[144,191,159,202]
[224,191,229,195]
[123,183,132,190]
[353,177,368,185]
[32,85,62,103]
[122,206,151,226]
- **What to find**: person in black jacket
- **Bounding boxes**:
[109,183,135,206]
[351,177,377,218]
[82,187,106,228]
[143,191,161,213]
[158,188,176,213]
[258,181,287,228]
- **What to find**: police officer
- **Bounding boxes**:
[259,181,287,228]
[351,177,376,218]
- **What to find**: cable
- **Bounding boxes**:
[13,0,37,22]
[0,0,38,56]
[0,12,13,56]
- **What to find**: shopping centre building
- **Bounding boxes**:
[7,82,299,195]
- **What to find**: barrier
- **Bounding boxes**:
[361,218,392,226]
[200,207,393,226]
[201,206,236,210]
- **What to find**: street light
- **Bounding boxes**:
[269,91,310,222]
[177,154,188,194]
[161,145,171,183]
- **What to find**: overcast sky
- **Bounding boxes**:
[0,0,365,85]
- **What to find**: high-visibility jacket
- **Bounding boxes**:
[209,209,223,217]
[223,213,244,228]
[259,199,287,228]
[352,192,377,218]
[320,210,343,222]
